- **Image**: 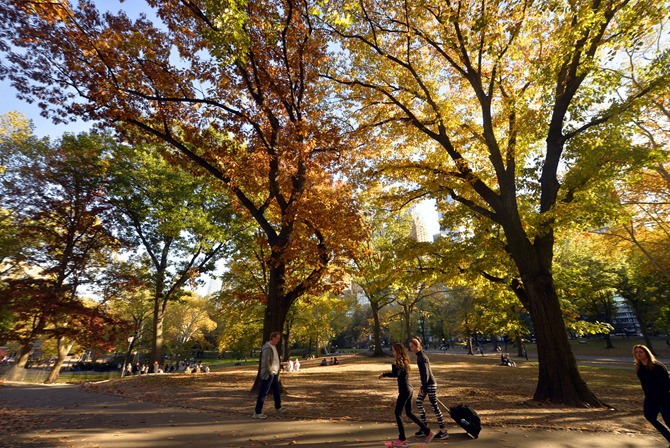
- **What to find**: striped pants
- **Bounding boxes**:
[416,384,446,430]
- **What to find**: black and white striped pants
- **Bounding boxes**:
[416,384,445,430]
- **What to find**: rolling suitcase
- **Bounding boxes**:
[448,404,481,439]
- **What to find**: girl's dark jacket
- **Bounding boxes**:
[638,361,670,403]
[415,350,436,388]
[382,363,413,394]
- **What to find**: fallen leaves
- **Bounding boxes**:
[85,354,646,435]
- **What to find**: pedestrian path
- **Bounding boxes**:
[0,382,663,448]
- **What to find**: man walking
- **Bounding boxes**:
[252,331,288,419]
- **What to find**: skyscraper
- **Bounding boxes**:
[410,210,431,242]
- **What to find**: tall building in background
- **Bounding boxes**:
[612,295,640,334]
[410,209,431,242]
[433,211,444,241]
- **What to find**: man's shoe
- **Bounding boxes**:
[276,406,288,413]
[414,430,424,437]
[251,412,267,419]
[425,430,436,443]
[434,431,449,440]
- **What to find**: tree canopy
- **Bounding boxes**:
[0,0,365,356]
[0,129,126,378]
[319,0,670,406]
[1,0,669,407]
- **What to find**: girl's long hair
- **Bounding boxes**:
[392,343,411,372]
[633,344,656,371]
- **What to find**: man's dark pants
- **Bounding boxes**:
[255,374,281,414]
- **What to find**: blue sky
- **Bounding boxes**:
[0,1,153,138]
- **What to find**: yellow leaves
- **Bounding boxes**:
[329,9,353,28]
[0,111,33,143]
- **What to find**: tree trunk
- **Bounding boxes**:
[45,338,74,384]
[370,301,385,357]
[524,274,604,407]
[420,315,427,347]
[13,342,33,369]
[6,341,34,381]
[251,270,291,392]
[642,329,654,354]
[403,307,412,345]
[150,294,166,365]
[629,298,655,354]
[282,318,293,361]
[121,336,136,379]
[603,300,615,349]
[282,331,291,361]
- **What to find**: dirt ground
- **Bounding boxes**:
[82,352,644,435]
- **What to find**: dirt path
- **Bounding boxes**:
[0,382,665,448]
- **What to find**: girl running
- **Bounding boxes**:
[379,343,435,447]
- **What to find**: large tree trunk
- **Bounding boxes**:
[7,341,35,381]
[403,306,412,345]
[262,280,290,344]
[45,338,74,384]
[251,266,292,392]
[150,294,166,365]
[500,167,604,407]
[8,315,46,379]
[13,342,33,370]
[524,273,605,407]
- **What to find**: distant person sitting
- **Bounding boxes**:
[320,358,328,366]
[294,358,300,372]
[500,353,516,367]
[333,357,340,365]
[287,359,294,372]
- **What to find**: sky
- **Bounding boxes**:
[0,1,152,138]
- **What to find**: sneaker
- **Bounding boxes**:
[425,430,436,443]
[390,440,408,447]
[251,412,267,419]
[434,431,449,440]
[276,406,288,413]
[414,430,425,437]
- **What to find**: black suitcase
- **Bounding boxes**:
[448,404,481,439]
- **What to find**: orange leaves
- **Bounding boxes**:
[1,1,366,342]
[19,0,72,24]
